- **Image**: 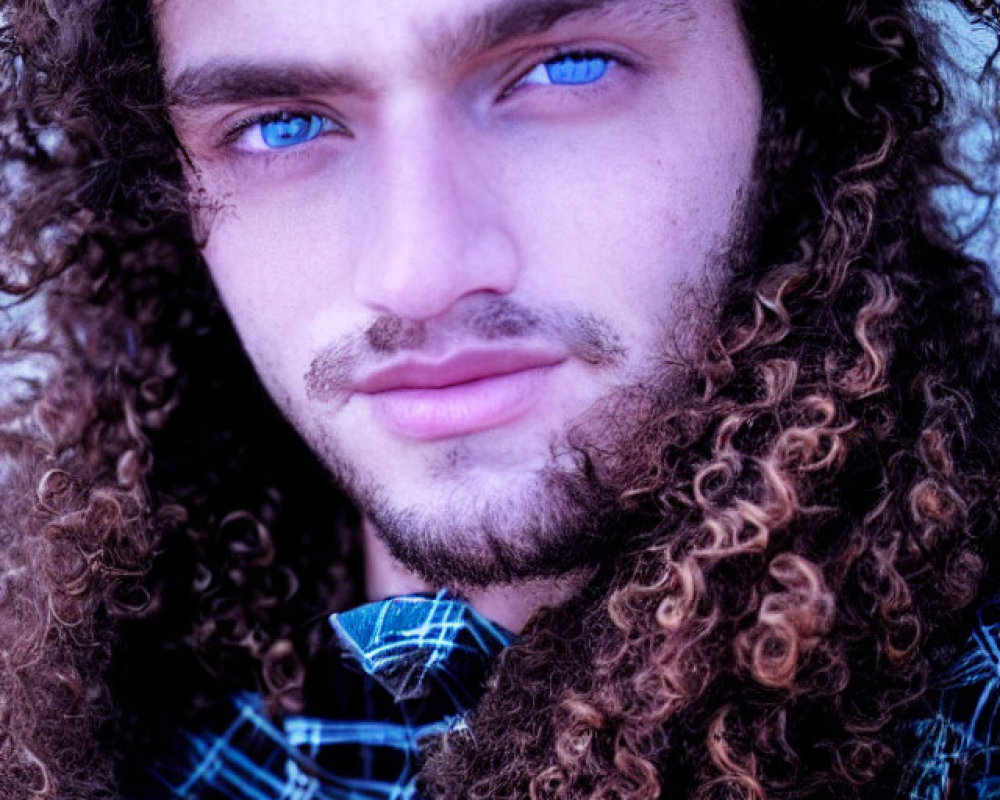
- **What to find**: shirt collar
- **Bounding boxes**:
[328,588,517,702]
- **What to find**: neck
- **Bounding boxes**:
[361,518,584,633]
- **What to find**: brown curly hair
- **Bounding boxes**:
[1,0,999,798]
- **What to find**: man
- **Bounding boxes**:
[0,0,998,798]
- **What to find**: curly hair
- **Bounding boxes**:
[1,0,999,798]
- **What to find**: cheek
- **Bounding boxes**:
[494,118,753,323]
[199,222,341,405]
[200,182,360,336]
[194,145,371,310]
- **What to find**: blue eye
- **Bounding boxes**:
[257,112,331,149]
[519,53,614,87]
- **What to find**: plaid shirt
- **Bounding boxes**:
[142,588,1000,799]
[146,590,516,799]
[905,591,1000,799]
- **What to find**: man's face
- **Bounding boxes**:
[157,0,762,585]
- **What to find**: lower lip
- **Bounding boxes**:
[365,365,558,441]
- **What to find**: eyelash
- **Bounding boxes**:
[502,48,624,97]
[218,47,625,154]
[220,109,344,150]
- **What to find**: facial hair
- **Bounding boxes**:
[296,188,758,589]
[300,298,642,588]
[349,383,661,587]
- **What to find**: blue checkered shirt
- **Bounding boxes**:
[145,590,516,799]
[905,591,1000,799]
[141,588,1000,799]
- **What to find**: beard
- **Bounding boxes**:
[335,382,663,588]
[299,312,722,590]
[359,451,624,587]
[294,187,759,590]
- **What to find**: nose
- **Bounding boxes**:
[353,106,519,320]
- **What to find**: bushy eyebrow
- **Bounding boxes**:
[166,0,695,109]
[427,0,695,63]
[168,63,362,109]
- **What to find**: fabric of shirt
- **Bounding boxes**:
[145,588,1000,799]
[904,591,1000,799]
[148,589,516,800]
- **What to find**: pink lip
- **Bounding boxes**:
[354,348,567,440]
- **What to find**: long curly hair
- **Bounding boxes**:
[1,0,999,798]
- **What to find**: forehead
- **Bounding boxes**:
[156,0,700,80]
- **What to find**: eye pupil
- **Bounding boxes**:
[260,113,323,149]
[545,55,609,85]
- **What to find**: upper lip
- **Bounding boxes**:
[354,347,568,393]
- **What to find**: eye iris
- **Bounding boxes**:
[259,113,322,149]
[544,55,609,85]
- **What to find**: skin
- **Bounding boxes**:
[157,0,762,629]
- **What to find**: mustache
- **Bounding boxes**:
[304,297,625,401]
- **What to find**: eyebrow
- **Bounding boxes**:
[166,0,694,109]
[167,63,362,109]
[430,0,695,64]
